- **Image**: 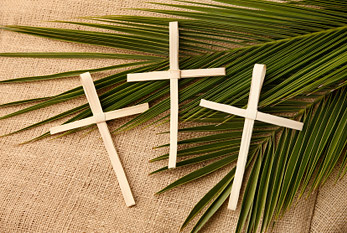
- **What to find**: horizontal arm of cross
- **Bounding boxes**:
[200,99,303,130]
[50,103,149,134]
[181,67,225,78]
[200,99,246,118]
[256,111,302,130]
[127,70,169,82]
[127,67,225,82]
[50,117,94,134]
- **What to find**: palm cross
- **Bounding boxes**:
[200,64,304,210]
[127,21,226,168]
[50,72,149,207]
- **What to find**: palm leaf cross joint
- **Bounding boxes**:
[200,64,304,210]
[50,72,149,207]
[127,21,226,169]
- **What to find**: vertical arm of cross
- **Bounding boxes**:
[169,21,179,70]
[80,72,135,207]
[247,64,266,113]
[228,64,266,210]
[168,21,180,168]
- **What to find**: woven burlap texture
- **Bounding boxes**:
[0,0,346,232]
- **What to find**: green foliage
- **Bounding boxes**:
[0,0,346,232]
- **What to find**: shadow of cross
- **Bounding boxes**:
[127,21,226,169]
[50,72,149,207]
[200,64,304,210]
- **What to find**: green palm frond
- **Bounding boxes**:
[0,0,346,232]
[161,87,346,232]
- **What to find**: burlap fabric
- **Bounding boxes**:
[0,0,346,232]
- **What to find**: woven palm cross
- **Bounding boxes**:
[127,21,226,168]
[200,64,304,210]
[50,72,149,207]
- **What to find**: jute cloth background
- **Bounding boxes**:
[0,0,346,232]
